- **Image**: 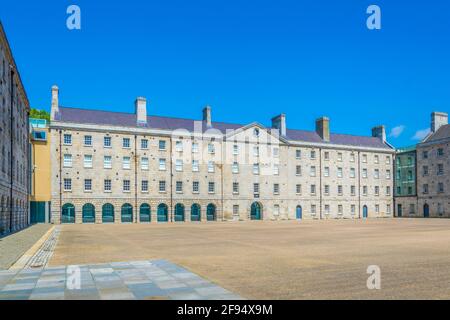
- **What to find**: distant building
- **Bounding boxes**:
[394,146,417,217]
[0,22,30,234]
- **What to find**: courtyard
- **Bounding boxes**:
[47,218,450,299]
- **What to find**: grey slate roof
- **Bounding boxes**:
[424,124,450,143]
[55,106,392,149]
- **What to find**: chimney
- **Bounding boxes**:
[203,105,212,127]
[50,85,59,120]
[135,97,147,125]
[271,114,286,137]
[431,111,448,133]
[316,117,330,142]
[372,125,386,143]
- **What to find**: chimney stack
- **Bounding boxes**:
[372,125,386,143]
[431,111,448,133]
[135,97,147,125]
[271,114,286,137]
[316,117,330,142]
[203,105,212,127]
[50,85,59,120]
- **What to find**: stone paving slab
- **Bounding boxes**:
[0,260,242,300]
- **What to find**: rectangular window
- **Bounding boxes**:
[438,183,444,193]
[141,157,149,170]
[423,166,429,176]
[274,205,280,216]
[324,185,330,195]
[123,157,131,169]
[295,149,301,159]
[84,155,93,168]
[423,184,428,194]
[338,185,343,196]
[362,169,368,178]
[233,182,239,194]
[351,205,356,215]
[104,156,112,169]
[363,186,368,196]
[374,155,379,164]
[123,138,130,148]
[374,169,380,179]
[232,162,239,174]
[253,146,259,157]
[273,183,280,195]
[175,141,183,152]
[350,153,356,162]
[324,167,330,177]
[437,164,444,175]
[310,150,316,159]
[233,144,239,155]
[296,165,302,176]
[350,168,356,178]
[253,163,260,175]
[84,179,92,192]
[253,183,260,194]
[104,179,111,192]
[324,151,329,160]
[375,186,380,196]
[141,180,148,192]
[351,185,356,196]
[63,178,72,191]
[193,181,199,193]
[208,161,215,173]
[176,181,183,193]
[386,156,391,164]
[104,136,111,148]
[84,135,92,146]
[311,205,316,214]
[208,182,215,194]
[437,148,444,157]
[159,180,166,192]
[386,204,391,214]
[233,205,239,216]
[123,180,130,192]
[409,204,415,214]
[208,143,215,154]
[422,151,428,159]
[192,160,199,172]
[141,139,148,149]
[362,154,367,163]
[176,159,183,172]
[337,153,343,161]
[63,154,72,167]
[324,205,330,215]
[273,148,279,158]
[310,166,316,177]
[310,184,316,195]
[296,184,302,194]
[159,158,166,171]
[338,205,343,215]
[273,164,279,175]
[337,167,343,178]
[375,205,380,213]
[192,142,199,153]
[386,186,391,196]
[386,170,391,179]
[63,134,72,145]
[159,140,166,150]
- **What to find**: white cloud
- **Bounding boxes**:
[412,128,431,141]
[389,125,405,138]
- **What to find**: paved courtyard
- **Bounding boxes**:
[49,219,450,299]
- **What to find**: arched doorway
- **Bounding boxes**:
[102,203,114,223]
[82,203,95,223]
[174,204,185,222]
[140,204,151,222]
[191,204,201,222]
[206,204,216,221]
[296,206,302,220]
[251,202,262,220]
[424,204,430,218]
[121,203,133,223]
[363,205,368,219]
[157,204,168,222]
[61,203,75,224]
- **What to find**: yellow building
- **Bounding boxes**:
[30,118,51,223]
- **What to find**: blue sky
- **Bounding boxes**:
[2,0,449,147]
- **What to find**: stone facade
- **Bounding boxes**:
[49,88,395,224]
[0,22,30,235]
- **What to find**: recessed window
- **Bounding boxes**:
[84,155,93,168]
[233,182,239,194]
[123,180,130,192]
[176,181,183,193]
[123,138,130,148]
[159,158,166,171]
[104,136,112,148]
[192,160,199,172]
[104,156,112,169]
[84,179,92,192]
[122,157,131,169]
[192,181,199,193]
[63,154,72,167]
[159,140,166,151]
[208,161,215,173]
[159,180,166,192]
[141,139,148,149]
[208,182,215,193]
[63,134,72,145]
[63,178,72,191]
[104,179,112,192]
[141,157,149,170]
[141,180,148,192]
[253,128,260,137]
[84,135,92,146]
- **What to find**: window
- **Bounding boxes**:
[363,186,368,196]
[253,163,260,175]
[375,186,380,196]
[189,142,198,153]
[311,205,317,215]
[159,180,166,192]
[84,155,93,168]
[296,165,302,176]
[408,186,413,195]
[375,205,380,214]
[159,158,166,171]
[423,184,429,194]
[324,167,330,177]
[233,205,239,216]
[273,148,279,157]
[422,151,428,159]
[386,156,391,164]
[362,168,368,178]
[438,203,444,216]
[123,138,130,148]
[295,149,301,159]
[350,168,356,178]
[438,183,444,193]
[310,184,316,195]
[233,182,239,194]
[310,150,316,159]
[409,204,415,214]
[175,141,183,152]
[192,160,199,172]
[337,167,343,178]
[351,185,356,196]
[208,182,215,193]
[324,185,330,195]
[141,157,149,170]
[351,205,356,215]
[104,179,111,192]
[396,170,401,180]
[374,155,379,164]
[273,164,279,175]
[159,140,166,150]
[337,153,343,161]
[324,205,330,215]
[338,185,343,196]
[408,170,413,180]
[123,157,131,169]
[232,162,239,174]
[387,205,391,214]
[423,166,429,176]
[208,161,215,173]
[208,143,215,154]
[437,148,444,157]
[104,156,112,169]
[274,205,280,216]
[338,205,343,215]
[123,180,130,192]
[253,146,259,157]
[374,169,380,179]
[253,128,260,137]
[350,153,356,162]
[273,184,280,195]
[362,154,367,163]
[408,157,413,166]
[193,181,199,193]
[104,136,111,148]
[63,134,72,145]
[84,135,92,146]
[176,181,183,193]
[310,166,316,177]
[142,180,148,192]
[397,186,402,195]
[141,139,148,149]
[63,178,72,191]
[296,184,302,194]
[63,154,72,167]
[386,186,391,196]
[324,152,329,160]
[176,159,183,172]
[83,179,92,192]
[386,170,391,179]
[253,183,260,194]
[437,164,444,175]
[233,144,239,155]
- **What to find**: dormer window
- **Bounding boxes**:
[253,128,260,137]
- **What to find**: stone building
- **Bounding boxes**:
[394,146,417,217]
[0,22,30,234]
[49,86,395,224]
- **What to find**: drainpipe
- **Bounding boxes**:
[169,138,173,222]
[221,139,224,221]
[358,151,361,219]
[319,148,322,220]
[9,66,14,233]
[134,135,138,223]
[59,130,62,223]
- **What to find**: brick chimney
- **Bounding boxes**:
[271,114,286,137]
[50,85,59,120]
[431,111,448,133]
[316,117,330,142]
[203,105,212,127]
[135,97,147,125]
[372,125,386,143]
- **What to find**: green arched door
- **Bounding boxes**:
[82,203,95,223]
[191,204,201,221]
[121,204,133,223]
[61,203,75,224]
[102,203,114,223]
[140,204,151,222]
[206,204,216,221]
[251,202,262,220]
[157,204,168,222]
[174,204,185,222]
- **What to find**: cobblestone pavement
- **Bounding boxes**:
[0,224,52,270]
[26,227,60,269]
[0,260,242,300]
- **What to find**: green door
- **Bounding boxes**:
[206,204,216,221]
[82,204,96,223]
[121,204,133,223]
[157,204,168,222]
[174,204,185,222]
[251,202,262,220]
[102,204,115,223]
[140,204,151,222]
[30,201,46,223]
[61,203,75,224]
[191,204,201,221]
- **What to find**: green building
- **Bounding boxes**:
[394,146,417,197]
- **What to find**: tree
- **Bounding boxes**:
[30,108,50,121]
